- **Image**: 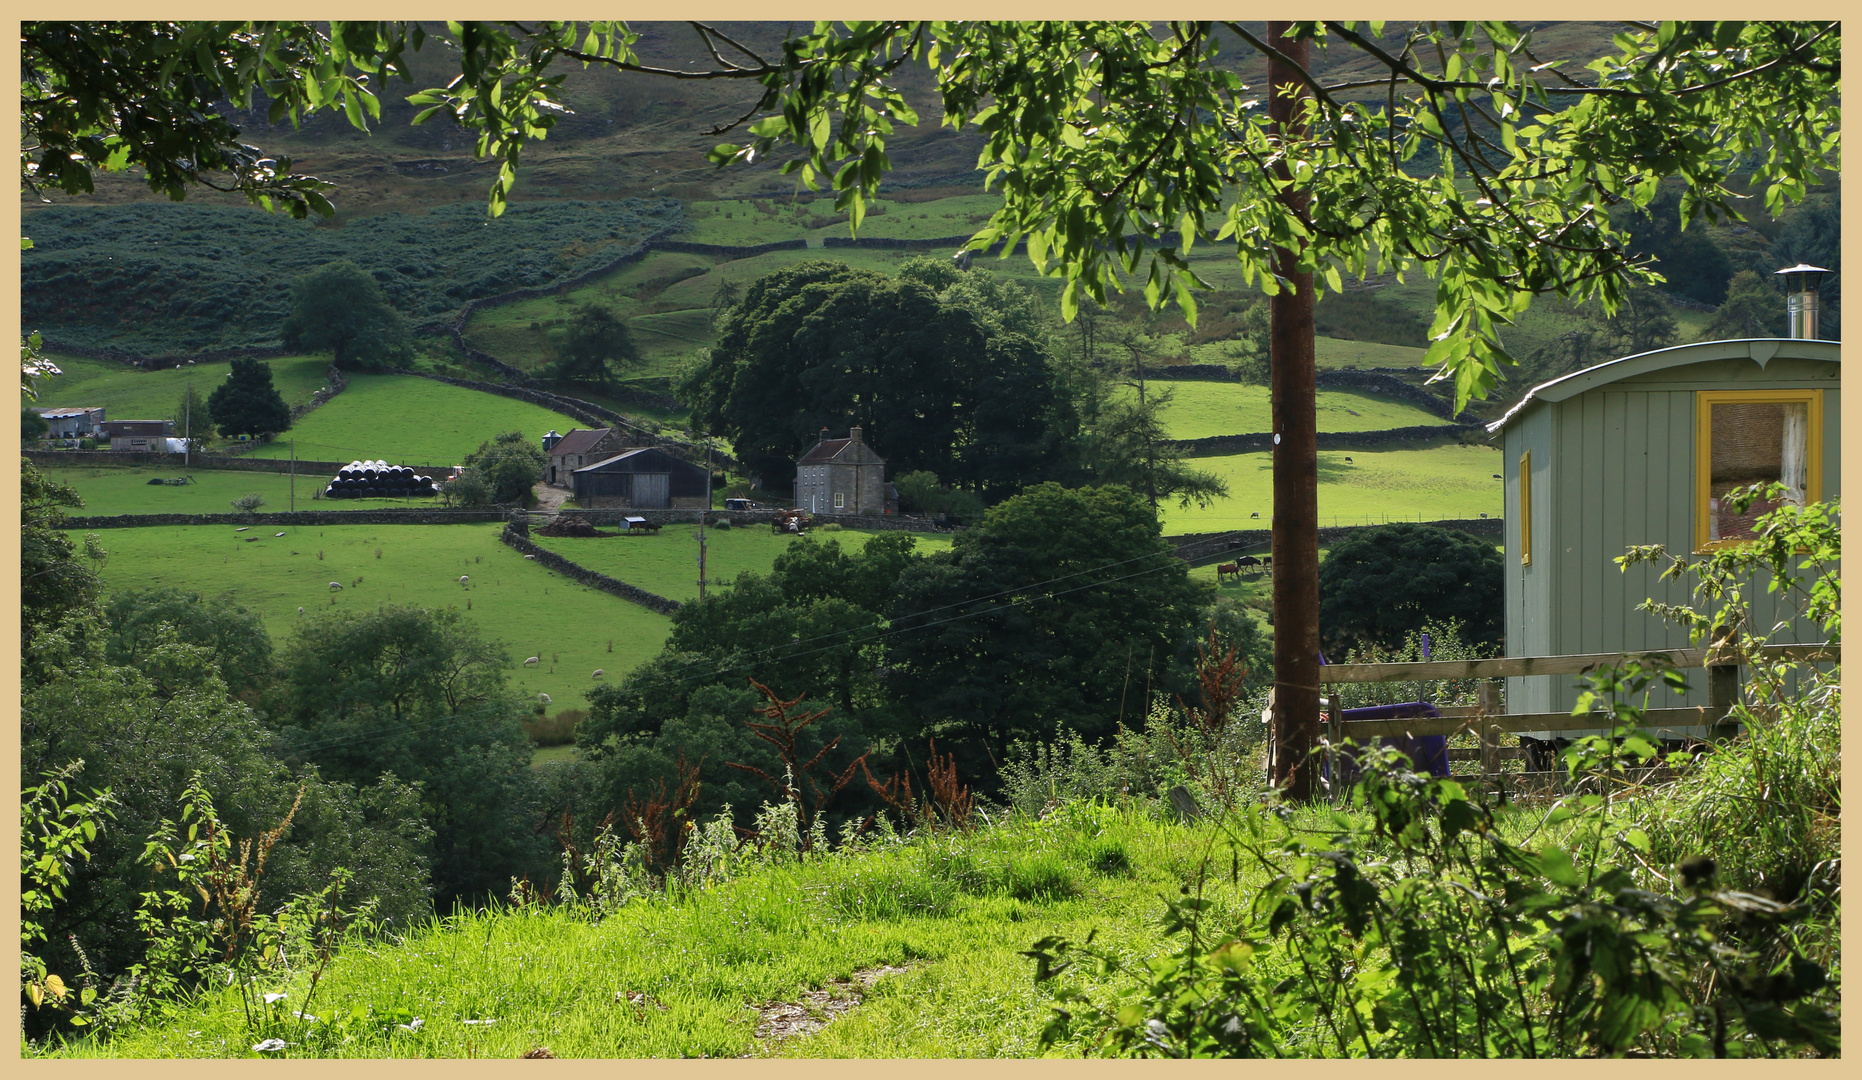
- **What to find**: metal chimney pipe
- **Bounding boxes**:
[1774,263,1831,340]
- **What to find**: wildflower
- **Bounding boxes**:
[253,1038,288,1053]
[263,992,288,1005]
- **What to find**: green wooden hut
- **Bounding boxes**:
[1488,332,1839,740]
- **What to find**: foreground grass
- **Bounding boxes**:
[1162,439,1504,534]
[45,807,1255,1058]
[240,374,583,467]
[1133,381,1451,440]
[530,524,954,604]
[33,352,333,422]
[75,522,670,712]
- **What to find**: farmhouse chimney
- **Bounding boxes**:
[1775,263,1830,340]
[820,427,830,444]
[850,425,863,444]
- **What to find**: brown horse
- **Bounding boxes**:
[1216,561,1241,583]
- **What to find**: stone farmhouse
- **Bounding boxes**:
[794,426,892,515]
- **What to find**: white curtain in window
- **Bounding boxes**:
[1781,402,1809,504]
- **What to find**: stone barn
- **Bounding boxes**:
[794,426,888,515]
[571,447,709,509]
[542,427,631,486]
[1489,283,1839,740]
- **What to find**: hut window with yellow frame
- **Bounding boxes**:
[1518,450,1531,566]
[1694,388,1823,550]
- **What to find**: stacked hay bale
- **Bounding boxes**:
[322,459,440,500]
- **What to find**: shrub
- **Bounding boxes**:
[1029,733,1841,1058]
[230,492,266,514]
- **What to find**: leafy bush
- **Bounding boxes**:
[1029,727,1840,1058]
[230,492,266,514]
[461,430,547,505]
[1621,484,1841,902]
[1318,522,1504,652]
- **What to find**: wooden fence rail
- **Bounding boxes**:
[1274,641,1837,781]
[1316,642,1835,684]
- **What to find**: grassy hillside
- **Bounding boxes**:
[531,525,954,604]
[32,353,333,423]
[1162,439,1504,534]
[78,523,672,712]
[237,375,584,466]
[47,806,1260,1058]
[21,199,684,356]
[1140,382,1449,439]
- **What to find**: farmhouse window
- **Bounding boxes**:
[834,492,846,509]
[1694,389,1823,550]
[1518,450,1531,566]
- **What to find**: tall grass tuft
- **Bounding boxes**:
[523,708,584,747]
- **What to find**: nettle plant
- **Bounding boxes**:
[1027,663,1839,1058]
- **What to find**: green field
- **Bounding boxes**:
[1137,382,1451,439]
[239,375,584,467]
[77,523,672,712]
[1161,439,1505,534]
[32,353,334,425]
[530,524,955,603]
[38,466,357,516]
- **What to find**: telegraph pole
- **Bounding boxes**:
[1267,22,1321,801]
[184,386,191,468]
[290,438,296,512]
[697,439,713,600]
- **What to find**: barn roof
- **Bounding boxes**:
[574,446,705,474]
[549,428,612,458]
[1486,337,1841,434]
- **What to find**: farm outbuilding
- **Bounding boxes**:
[542,427,633,486]
[1489,328,1839,739]
[571,446,709,509]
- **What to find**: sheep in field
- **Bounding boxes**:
[591,669,605,680]
[458,575,471,587]
[523,656,540,667]
[329,582,344,591]
[298,606,305,615]
[538,693,552,705]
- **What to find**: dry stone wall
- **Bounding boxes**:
[498,519,681,615]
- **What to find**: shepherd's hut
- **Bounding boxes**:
[1488,266,1840,741]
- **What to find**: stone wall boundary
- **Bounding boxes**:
[27,449,457,475]
[1170,516,1503,563]
[63,509,507,529]
[1171,423,1489,457]
[499,520,682,615]
[549,508,955,533]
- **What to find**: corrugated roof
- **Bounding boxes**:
[549,428,612,458]
[574,447,660,473]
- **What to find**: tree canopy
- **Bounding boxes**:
[280,260,412,371]
[205,356,291,437]
[19,21,1841,406]
[549,304,642,388]
[885,482,1210,773]
[461,430,549,505]
[1317,522,1504,653]
[682,260,1080,495]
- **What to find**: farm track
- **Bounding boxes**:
[744,965,917,1055]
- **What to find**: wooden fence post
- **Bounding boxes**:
[1708,645,1741,743]
[1478,679,1502,779]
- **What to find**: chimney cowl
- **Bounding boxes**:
[1775,264,1831,340]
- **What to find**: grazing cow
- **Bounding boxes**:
[1235,555,1264,571]
[591,669,605,680]
[1343,456,1354,464]
[1216,561,1242,583]
[523,656,541,667]
[1493,474,1503,479]
[1249,511,1260,519]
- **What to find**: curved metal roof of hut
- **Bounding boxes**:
[1486,336,1842,435]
